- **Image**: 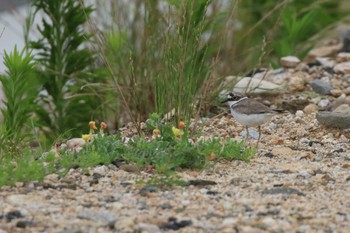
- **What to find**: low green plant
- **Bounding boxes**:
[0,47,37,158]
[75,120,253,173]
[0,116,253,187]
[0,150,51,186]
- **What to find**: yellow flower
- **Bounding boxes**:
[172,126,183,137]
[179,121,185,129]
[100,121,107,130]
[100,121,107,134]
[89,121,97,134]
[208,152,216,161]
[82,133,92,142]
[153,129,160,138]
[89,121,97,130]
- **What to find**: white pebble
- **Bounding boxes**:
[318,99,330,108]
[295,110,304,117]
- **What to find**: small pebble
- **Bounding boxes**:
[318,99,330,108]
[330,89,343,97]
[303,104,318,114]
[295,110,304,117]
[280,56,300,68]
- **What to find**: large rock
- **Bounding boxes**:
[305,44,342,62]
[333,104,350,114]
[336,52,350,62]
[66,138,86,149]
[232,77,282,94]
[316,111,350,129]
[309,80,334,95]
[316,57,335,67]
[334,62,350,73]
[280,56,300,68]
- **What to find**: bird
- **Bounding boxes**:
[222,92,278,147]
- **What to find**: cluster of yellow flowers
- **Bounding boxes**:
[152,121,186,139]
[82,121,107,142]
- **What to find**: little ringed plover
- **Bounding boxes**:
[222,92,278,147]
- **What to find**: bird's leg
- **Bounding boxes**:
[256,126,261,149]
[245,126,250,140]
[245,126,250,147]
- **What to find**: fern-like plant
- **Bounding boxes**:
[28,0,104,141]
[0,47,37,157]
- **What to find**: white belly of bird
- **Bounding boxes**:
[231,110,275,127]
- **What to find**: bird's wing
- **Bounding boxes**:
[231,99,274,114]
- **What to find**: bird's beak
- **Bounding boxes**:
[221,99,229,103]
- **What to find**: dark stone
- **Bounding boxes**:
[323,67,336,75]
[111,158,125,167]
[307,60,322,67]
[308,140,324,146]
[92,173,102,180]
[316,111,350,129]
[120,181,133,187]
[1,210,23,222]
[139,185,158,196]
[310,80,333,95]
[245,68,267,77]
[187,179,217,186]
[16,220,33,228]
[90,173,102,185]
[262,187,305,196]
[263,152,274,158]
[332,148,345,153]
[160,217,192,230]
[158,203,173,210]
[108,220,116,230]
[206,190,219,195]
[257,209,280,216]
[244,205,253,212]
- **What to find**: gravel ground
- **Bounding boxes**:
[0,111,349,233]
